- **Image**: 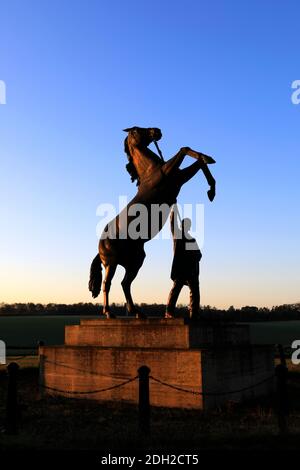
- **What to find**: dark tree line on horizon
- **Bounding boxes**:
[0,302,300,322]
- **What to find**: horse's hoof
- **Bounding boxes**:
[202,155,216,165]
[103,311,116,319]
[135,311,147,319]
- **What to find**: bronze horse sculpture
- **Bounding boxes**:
[89,127,216,318]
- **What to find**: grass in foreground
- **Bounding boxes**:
[0,359,299,452]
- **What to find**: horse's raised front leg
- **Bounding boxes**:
[185,148,216,165]
[102,264,117,318]
[179,160,216,201]
[161,148,188,176]
[179,160,204,185]
[180,149,216,201]
[201,162,216,201]
[162,147,215,178]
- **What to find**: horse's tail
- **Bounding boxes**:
[88,254,102,298]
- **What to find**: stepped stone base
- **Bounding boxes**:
[39,318,275,409]
[65,318,250,348]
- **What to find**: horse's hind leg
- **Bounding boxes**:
[102,264,117,318]
[121,261,146,319]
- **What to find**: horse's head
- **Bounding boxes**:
[123,126,162,147]
[123,127,163,186]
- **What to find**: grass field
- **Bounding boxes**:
[0,315,96,348]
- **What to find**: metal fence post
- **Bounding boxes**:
[138,365,150,435]
[5,362,19,434]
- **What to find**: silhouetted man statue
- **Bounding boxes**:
[165,205,202,320]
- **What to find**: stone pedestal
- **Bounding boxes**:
[39,318,275,409]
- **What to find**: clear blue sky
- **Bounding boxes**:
[0,0,299,308]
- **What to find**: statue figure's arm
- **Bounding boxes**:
[170,205,180,239]
[170,208,175,237]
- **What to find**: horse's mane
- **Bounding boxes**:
[124,137,140,186]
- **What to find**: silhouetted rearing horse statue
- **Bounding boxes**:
[89,127,216,318]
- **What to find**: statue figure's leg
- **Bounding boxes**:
[165,280,184,318]
[102,264,117,318]
[186,278,200,320]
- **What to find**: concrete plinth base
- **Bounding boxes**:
[39,318,275,409]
